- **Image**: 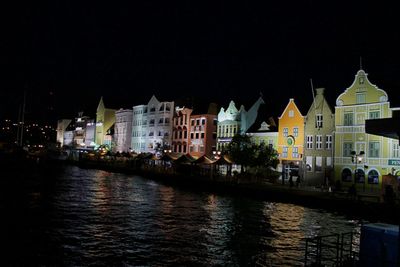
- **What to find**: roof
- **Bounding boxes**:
[246,104,278,133]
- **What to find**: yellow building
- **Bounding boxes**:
[278,99,305,180]
[334,69,396,192]
[95,97,116,146]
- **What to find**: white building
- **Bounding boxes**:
[114,108,133,152]
[56,119,72,147]
[216,97,264,151]
[131,95,174,154]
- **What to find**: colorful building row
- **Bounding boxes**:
[56,68,400,191]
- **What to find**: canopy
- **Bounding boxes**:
[192,155,214,165]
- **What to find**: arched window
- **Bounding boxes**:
[355,169,365,183]
[159,104,164,111]
[341,168,352,182]
[368,170,379,184]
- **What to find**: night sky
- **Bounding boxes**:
[2,2,400,122]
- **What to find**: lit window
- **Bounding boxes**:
[292,147,298,158]
[325,135,332,149]
[316,135,322,149]
[283,127,289,137]
[343,142,353,157]
[369,111,380,119]
[293,127,299,137]
[316,114,323,128]
[282,146,288,158]
[306,135,313,149]
[344,113,353,126]
[369,141,380,158]
[356,93,366,104]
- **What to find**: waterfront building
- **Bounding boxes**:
[95,97,116,146]
[334,69,396,191]
[114,108,133,153]
[247,118,278,150]
[189,113,217,158]
[278,98,305,181]
[172,107,192,154]
[131,95,174,154]
[216,97,264,151]
[56,119,72,147]
[303,88,335,186]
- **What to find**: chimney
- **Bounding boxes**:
[316,88,325,95]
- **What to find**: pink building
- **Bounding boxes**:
[172,107,192,154]
[172,107,217,158]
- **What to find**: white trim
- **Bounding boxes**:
[336,70,388,106]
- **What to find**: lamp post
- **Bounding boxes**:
[351,150,365,187]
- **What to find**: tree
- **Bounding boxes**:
[226,134,279,175]
[253,142,279,169]
[226,134,257,173]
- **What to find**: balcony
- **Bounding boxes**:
[336,125,365,133]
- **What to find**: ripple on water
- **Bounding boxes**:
[6,166,361,266]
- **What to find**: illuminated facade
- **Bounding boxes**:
[95,97,116,146]
[334,69,396,191]
[303,88,335,186]
[216,97,264,151]
[278,99,305,180]
[131,95,174,154]
[114,108,133,152]
[56,119,72,147]
[172,107,192,154]
[189,113,217,158]
[247,120,278,150]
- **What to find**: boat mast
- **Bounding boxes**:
[17,90,26,147]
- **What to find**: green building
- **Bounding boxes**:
[334,69,396,192]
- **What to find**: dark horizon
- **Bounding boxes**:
[2,2,400,122]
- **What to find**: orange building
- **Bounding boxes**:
[278,98,305,181]
[189,114,217,158]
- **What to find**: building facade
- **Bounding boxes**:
[189,113,217,158]
[303,88,335,186]
[131,95,174,154]
[247,121,278,150]
[278,98,305,180]
[56,119,72,147]
[216,97,264,151]
[334,69,395,191]
[172,107,192,154]
[114,108,133,153]
[95,97,116,146]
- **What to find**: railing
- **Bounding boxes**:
[304,231,359,266]
[336,125,365,133]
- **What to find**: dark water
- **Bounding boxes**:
[1,165,361,266]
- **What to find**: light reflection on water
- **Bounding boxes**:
[3,166,361,266]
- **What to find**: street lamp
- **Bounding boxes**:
[351,150,365,185]
[212,150,221,159]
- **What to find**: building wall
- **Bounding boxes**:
[95,97,116,146]
[334,70,394,191]
[172,107,192,154]
[131,95,174,154]
[278,99,305,163]
[249,132,278,149]
[217,100,240,151]
[189,114,217,157]
[131,105,146,153]
[115,109,133,152]
[56,119,71,146]
[304,88,335,186]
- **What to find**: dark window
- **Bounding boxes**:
[201,133,205,139]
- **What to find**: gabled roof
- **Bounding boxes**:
[246,104,278,133]
[278,98,304,119]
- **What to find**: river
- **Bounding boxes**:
[1,165,361,266]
